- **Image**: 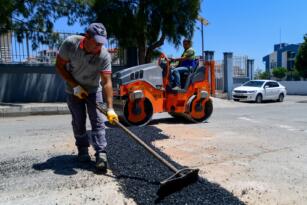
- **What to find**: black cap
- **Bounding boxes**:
[86,23,107,44]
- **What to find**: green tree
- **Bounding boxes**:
[0,0,90,49]
[90,0,200,63]
[0,0,90,30]
[255,70,270,79]
[1,0,201,63]
[287,69,301,81]
[295,34,307,79]
[272,67,287,80]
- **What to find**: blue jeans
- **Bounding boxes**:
[67,91,107,154]
[171,66,189,87]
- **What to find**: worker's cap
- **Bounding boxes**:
[86,23,107,44]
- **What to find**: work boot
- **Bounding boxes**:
[77,147,91,162]
[95,152,107,172]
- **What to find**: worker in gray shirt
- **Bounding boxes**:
[56,23,118,172]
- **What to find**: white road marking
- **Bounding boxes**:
[238,117,304,133]
[277,124,299,132]
[238,117,260,123]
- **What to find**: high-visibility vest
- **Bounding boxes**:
[180,47,196,69]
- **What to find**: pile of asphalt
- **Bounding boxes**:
[106,126,245,204]
[0,122,245,204]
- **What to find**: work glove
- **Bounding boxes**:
[73,85,88,99]
[107,108,119,125]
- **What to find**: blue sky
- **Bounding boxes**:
[55,0,307,70]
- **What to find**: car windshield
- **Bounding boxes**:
[243,81,265,87]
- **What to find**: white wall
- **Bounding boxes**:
[279,81,307,95]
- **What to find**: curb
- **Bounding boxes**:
[0,104,70,117]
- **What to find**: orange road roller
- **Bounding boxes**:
[112,53,215,126]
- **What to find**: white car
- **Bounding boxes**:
[232,80,287,103]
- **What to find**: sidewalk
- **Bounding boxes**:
[0,103,69,117]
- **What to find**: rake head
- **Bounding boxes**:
[157,168,199,198]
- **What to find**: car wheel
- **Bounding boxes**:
[255,94,262,103]
[234,99,239,102]
[277,93,284,102]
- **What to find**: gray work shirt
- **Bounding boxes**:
[58,35,112,94]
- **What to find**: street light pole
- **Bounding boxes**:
[197,15,209,60]
[201,23,204,60]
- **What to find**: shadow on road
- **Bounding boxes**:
[33,155,96,175]
[105,116,193,127]
[149,117,192,125]
[237,100,281,104]
[149,117,210,126]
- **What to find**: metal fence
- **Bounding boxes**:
[0,29,73,64]
[233,56,248,77]
[214,55,250,92]
[0,29,123,65]
[214,60,224,91]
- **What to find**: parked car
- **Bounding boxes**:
[232,80,287,103]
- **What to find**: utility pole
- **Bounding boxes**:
[197,15,209,60]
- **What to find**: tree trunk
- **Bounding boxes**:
[138,42,146,65]
[145,33,166,63]
[145,48,153,63]
[136,0,146,65]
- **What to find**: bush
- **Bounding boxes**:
[258,71,270,79]
[287,69,301,81]
[272,67,287,80]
